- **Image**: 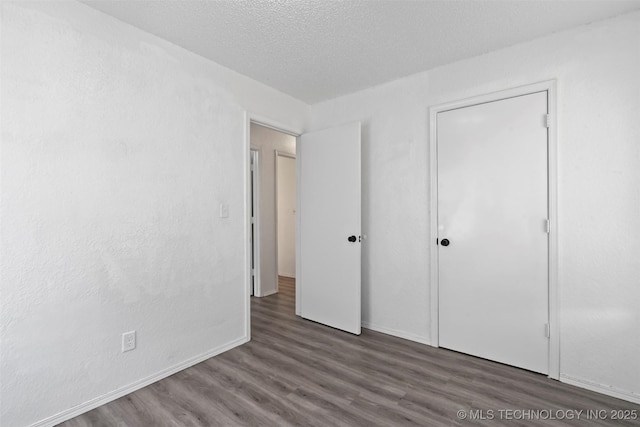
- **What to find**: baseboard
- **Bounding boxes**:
[361,321,431,346]
[260,288,278,297]
[560,374,640,405]
[31,335,249,427]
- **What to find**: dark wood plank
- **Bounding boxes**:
[59,276,640,426]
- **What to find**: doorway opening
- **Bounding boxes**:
[248,121,297,308]
[276,151,297,284]
[245,118,362,337]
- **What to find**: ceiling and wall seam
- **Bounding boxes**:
[80,0,640,104]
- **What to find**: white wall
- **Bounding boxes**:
[310,11,640,402]
[250,124,296,295]
[0,2,308,426]
[2,4,638,426]
[277,155,296,278]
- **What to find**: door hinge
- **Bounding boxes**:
[545,114,551,128]
[545,323,550,338]
[545,219,550,234]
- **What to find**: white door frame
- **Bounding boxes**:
[428,81,559,380]
[274,150,296,291]
[244,113,302,338]
[249,148,261,298]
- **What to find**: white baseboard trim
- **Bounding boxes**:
[362,321,431,346]
[560,374,640,405]
[31,335,249,427]
[259,288,278,297]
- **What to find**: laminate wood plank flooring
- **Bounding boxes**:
[61,276,640,426]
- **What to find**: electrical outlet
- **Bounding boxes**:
[122,331,136,352]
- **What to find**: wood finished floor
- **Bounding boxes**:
[62,277,639,426]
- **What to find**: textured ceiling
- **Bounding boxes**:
[82,0,640,104]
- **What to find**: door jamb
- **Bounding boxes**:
[274,150,297,293]
[249,148,262,298]
[245,113,302,339]
[428,80,559,380]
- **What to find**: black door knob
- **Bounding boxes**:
[440,238,450,246]
[348,235,357,242]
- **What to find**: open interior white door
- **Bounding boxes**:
[298,122,361,335]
